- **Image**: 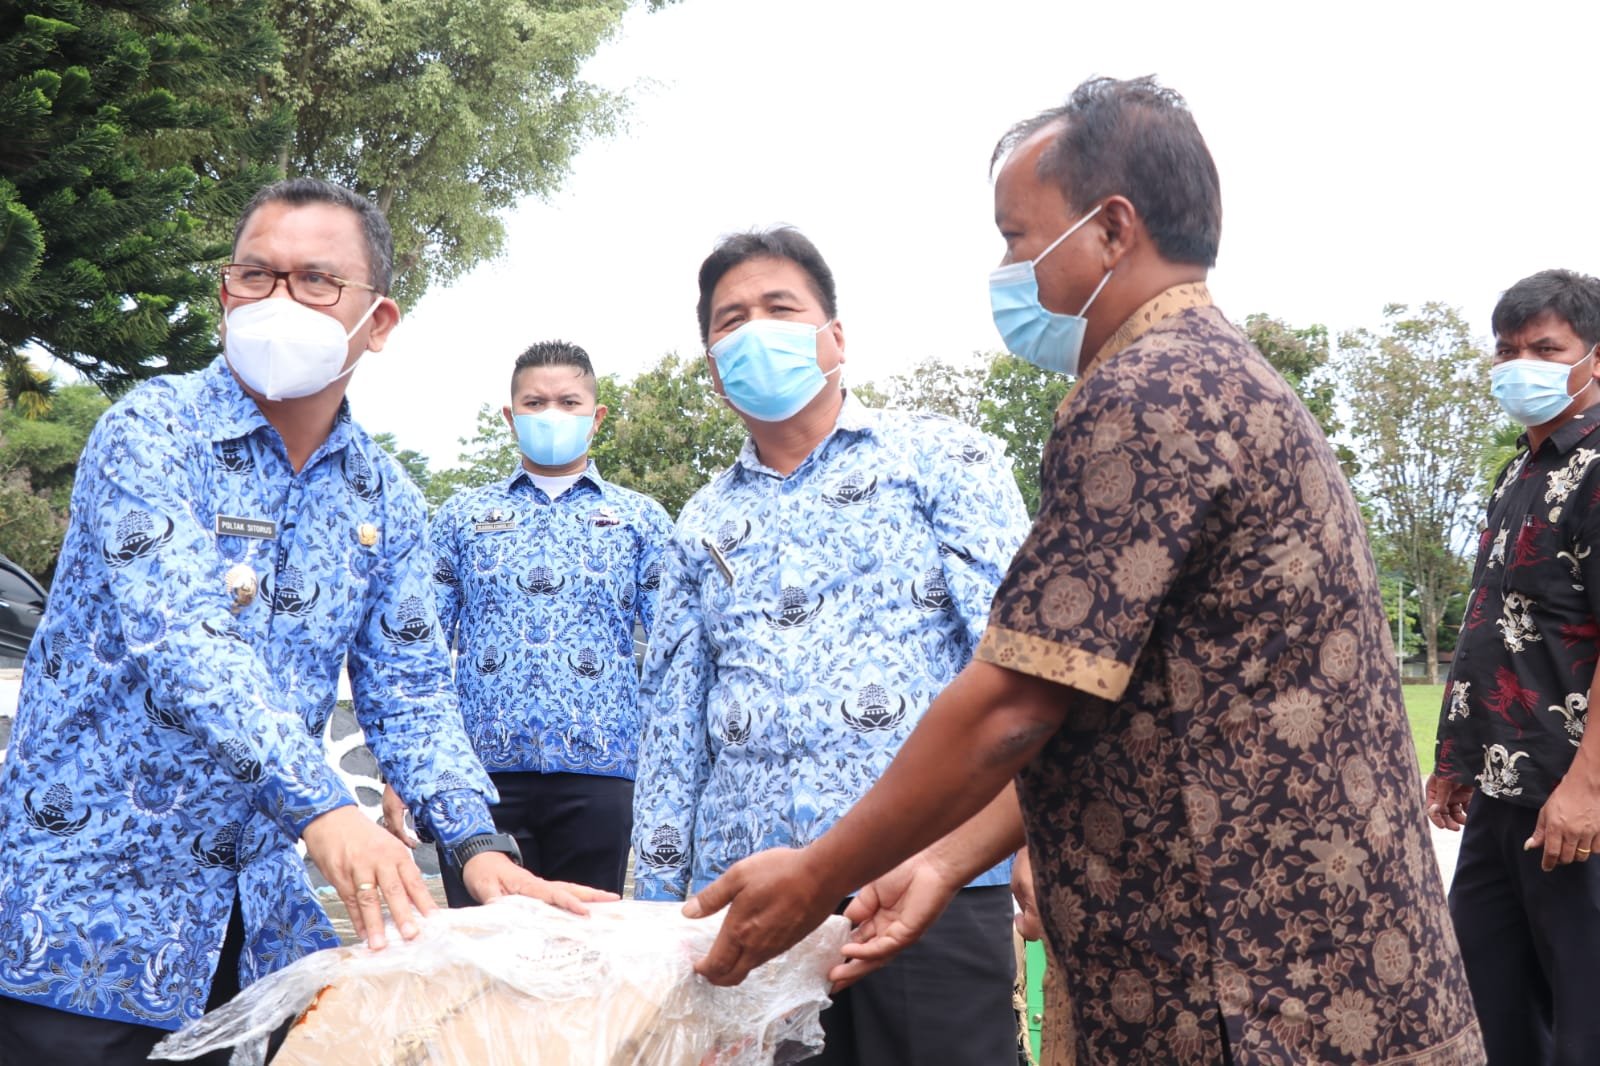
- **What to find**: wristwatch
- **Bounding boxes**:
[445,832,522,869]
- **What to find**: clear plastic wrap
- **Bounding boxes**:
[154,898,850,1066]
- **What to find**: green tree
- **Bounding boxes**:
[423,403,519,510]
[880,354,986,424]
[874,351,1069,515]
[1244,313,1358,476]
[263,0,669,308]
[0,1,286,393]
[975,353,1073,515]
[424,353,743,518]
[590,353,745,518]
[1340,303,1498,682]
[0,382,110,579]
[370,430,433,498]
[1476,419,1525,501]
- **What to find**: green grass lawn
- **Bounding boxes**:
[1402,683,1445,772]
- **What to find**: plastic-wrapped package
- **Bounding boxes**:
[154,898,850,1066]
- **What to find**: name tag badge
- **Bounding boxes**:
[215,515,276,539]
[474,509,516,534]
[589,506,621,528]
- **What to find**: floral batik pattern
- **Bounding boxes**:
[977,288,1483,1064]
[632,395,1030,899]
[1436,412,1600,804]
[0,358,496,1030]
[429,465,671,777]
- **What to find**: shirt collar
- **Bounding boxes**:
[202,357,272,443]
[200,356,357,455]
[1090,282,1214,368]
[1532,408,1600,456]
[506,459,607,495]
[734,389,875,475]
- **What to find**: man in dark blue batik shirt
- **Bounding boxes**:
[0,179,609,1066]
[385,341,670,899]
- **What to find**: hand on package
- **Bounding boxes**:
[463,852,619,914]
[378,783,421,847]
[830,851,963,991]
[302,804,435,950]
[683,846,838,987]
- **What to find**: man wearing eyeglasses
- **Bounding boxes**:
[0,178,610,1066]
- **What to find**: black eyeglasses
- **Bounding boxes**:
[220,264,380,307]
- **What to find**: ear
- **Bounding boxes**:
[824,319,845,363]
[589,404,608,438]
[363,297,402,352]
[705,351,725,396]
[502,405,515,432]
[1097,195,1140,271]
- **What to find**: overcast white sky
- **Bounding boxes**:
[348,0,1600,468]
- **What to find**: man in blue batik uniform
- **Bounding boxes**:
[630,227,1030,1065]
[390,341,670,899]
[0,179,608,1066]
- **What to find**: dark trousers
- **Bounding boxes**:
[0,896,287,1066]
[1449,791,1600,1066]
[439,769,634,906]
[806,884,1017,1066]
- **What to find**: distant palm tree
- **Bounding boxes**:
[1477,421,1524,501]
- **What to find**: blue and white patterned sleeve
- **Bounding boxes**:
[346,478,495,847]
[631,526,715,901]
[81,395,352,840]
[634,499,673,642]
[427,493,465,652]
[922,424,1030,649]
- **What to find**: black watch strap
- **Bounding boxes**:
[445,832,522,869]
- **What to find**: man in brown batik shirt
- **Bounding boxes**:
[675,77,1485,1065]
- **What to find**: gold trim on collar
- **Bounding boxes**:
[1092,282,1213,368]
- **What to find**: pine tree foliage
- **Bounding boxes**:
[0,1,287,394]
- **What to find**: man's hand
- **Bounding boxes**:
[682,847,840,987]
[1526,765,1600,871]
[378,784,420,848]
[1011,846,1044,941]
[1424,773,1473,832]
[829,851,963,990]
[301,805,435,950]
[462,852,619,913]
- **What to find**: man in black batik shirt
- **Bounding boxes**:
[1431,268,1600,1066]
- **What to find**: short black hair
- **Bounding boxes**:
[233,177,395,294]
[696,227,838,344]
[512,340,596,397]
[993,76,1221,268]
[1492,270,1600,350]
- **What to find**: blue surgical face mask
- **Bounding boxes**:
[1490,345,1597,428]
[708,318,840,422]
[989,204,1112,376]
[514,410,595,467]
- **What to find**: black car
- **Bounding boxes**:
[0,555,47,668]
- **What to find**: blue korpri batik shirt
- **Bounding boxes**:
[0,358,497,1031]
[632,395,1029,899]
[429,465,672,777]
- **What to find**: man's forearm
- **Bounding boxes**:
[809,660,1066,902]
[922,783,1028,885]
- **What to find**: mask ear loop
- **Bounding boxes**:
[1077,269,1114,316]
[1032,203,1105,268]
[1568,343,1600,400]
[328,293,387,387]
[343,292,385,341]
